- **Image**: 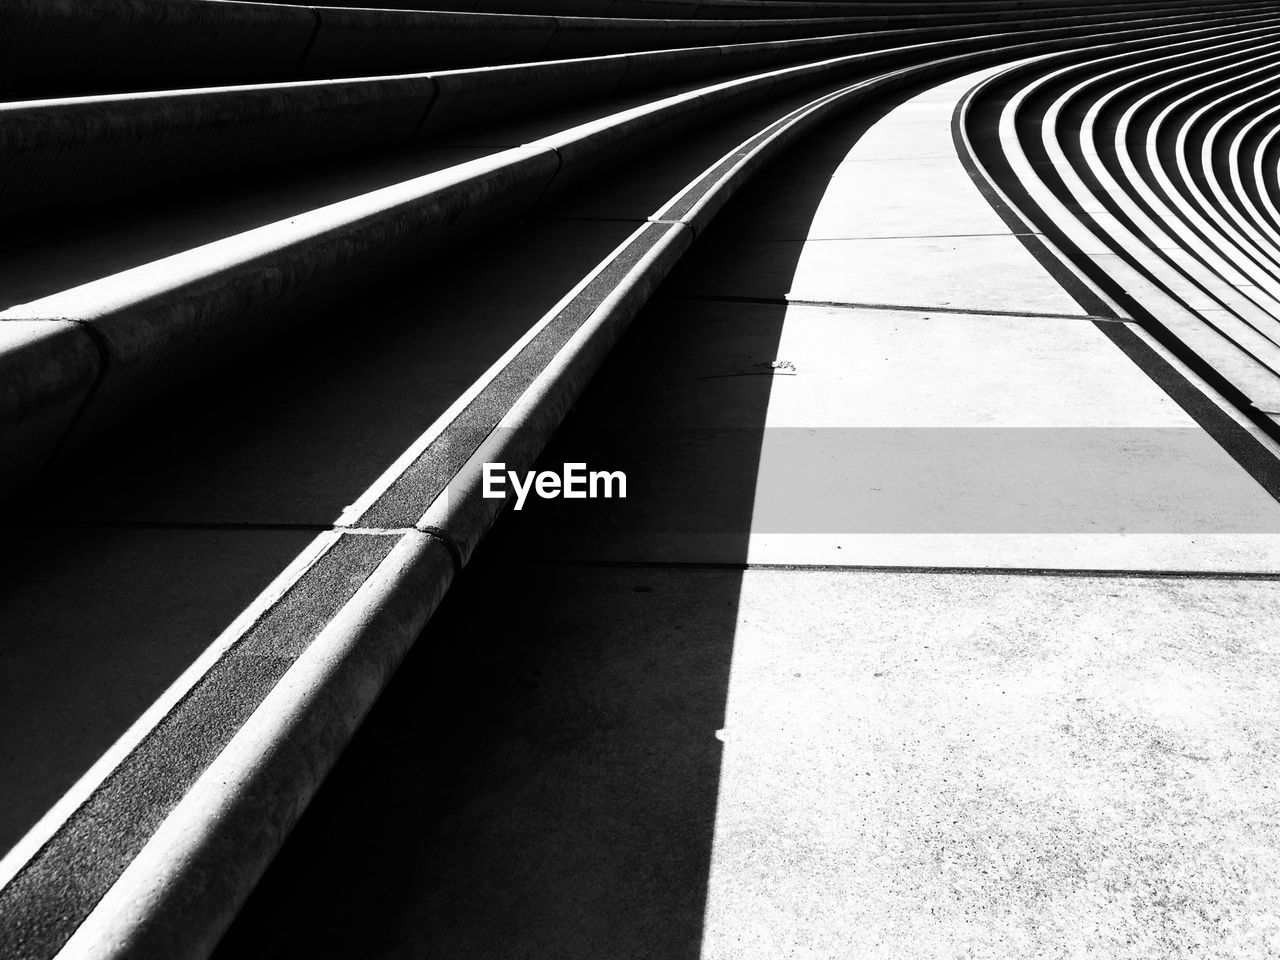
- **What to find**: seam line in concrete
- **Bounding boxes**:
[717,231,1036,241]
[418,524,466,577]
[294,8,324,76]
[548,215,650,223]
[38,317,115,478]
[548,559,1280,580]
[675,292,1114,320]
[532,145,567,210]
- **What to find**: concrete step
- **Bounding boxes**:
[963,16,1280,424]
[7,4,1280,959]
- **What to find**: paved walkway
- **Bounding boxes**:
[216,66,1280,960]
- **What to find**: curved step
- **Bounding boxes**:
[961,17,1280,425]
[5,0,1269,95]
[8,5,1268,224]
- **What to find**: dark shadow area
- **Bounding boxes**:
[214,520,741,960]
[15,78,862,532]
[1,79,901,883]
[27,217,637,527]
[212,87,923,960]
[0,524,315,853]
[23,74,904,531]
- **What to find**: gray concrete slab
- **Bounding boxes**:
[1199,306,1280,355]
[425,59,780,151]
[830,117,967,161]
[519,299,1280,569]
[212,562,1280,960]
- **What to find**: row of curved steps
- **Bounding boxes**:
[963,21,1280,435]
[6,0,1239,97]
[212,57,1280,957]
[3,2,1280,958]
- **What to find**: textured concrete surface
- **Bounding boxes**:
[700,569,1280,960]
[0,78,438,220]
[214,559,739,960]
[213,561,1280,960]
